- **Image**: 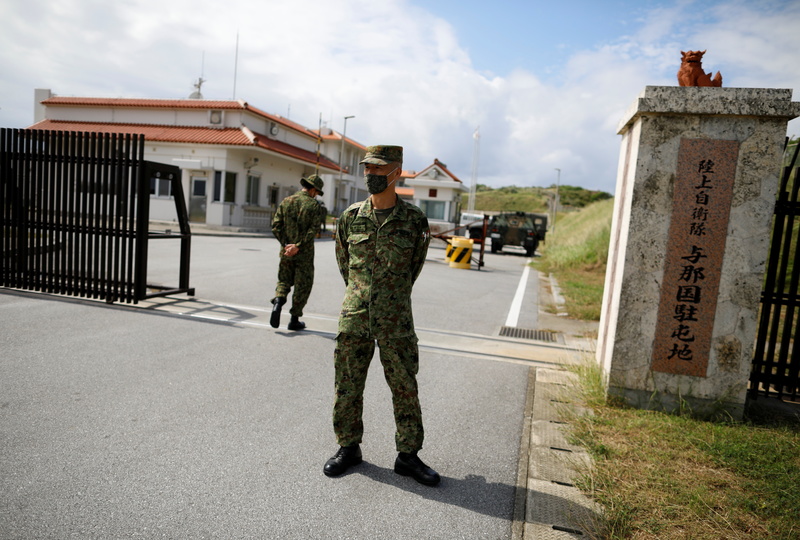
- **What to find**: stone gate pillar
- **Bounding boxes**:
[597,86,800,418]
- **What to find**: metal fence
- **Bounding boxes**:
[1,128,194,304]
[749,139,800,401]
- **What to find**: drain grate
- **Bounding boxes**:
[499,326,557,342]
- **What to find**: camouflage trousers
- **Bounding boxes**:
[333,333,424,453]
[274,253,314,317]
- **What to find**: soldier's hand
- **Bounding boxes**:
[284,244,300,257]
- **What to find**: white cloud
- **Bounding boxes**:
[1,0,799,195]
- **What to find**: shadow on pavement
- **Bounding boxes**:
[341,461,584,527]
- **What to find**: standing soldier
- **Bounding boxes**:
[323,145,440,486]
[270,174,324,331]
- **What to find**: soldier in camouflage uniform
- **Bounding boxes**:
[323,145,440,486]
[270,175,325,331]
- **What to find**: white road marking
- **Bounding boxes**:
[505,259,532,327]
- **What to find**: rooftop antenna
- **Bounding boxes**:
[232,31,239,100]
[189,52,206,99]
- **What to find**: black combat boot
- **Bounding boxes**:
[323,444,362,477]
[287,315,306,331]
[270,297,286,328]
[394,451,441,486]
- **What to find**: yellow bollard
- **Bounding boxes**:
[445,237,458,262]
[448,237,473,269]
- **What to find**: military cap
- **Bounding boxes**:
[301,174,324,195]
[360,145,403,165]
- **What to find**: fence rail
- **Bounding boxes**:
[1,128,193,304]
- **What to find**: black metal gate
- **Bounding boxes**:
[749,138,800,401]
[1,128,194,304]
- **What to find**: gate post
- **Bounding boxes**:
[597,86,800,419]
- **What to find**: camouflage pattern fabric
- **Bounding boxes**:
[275,256,314,317]
[335,197,430,339]
[360,145,403,165]
[333,334,424,453]
[332,196,430,452]
[271,189,323,317]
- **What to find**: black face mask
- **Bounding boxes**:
[364,167,398,194]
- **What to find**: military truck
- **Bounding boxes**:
[487,212,548,256]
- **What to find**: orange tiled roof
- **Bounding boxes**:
[410,158,463,183]
[28,119,251,144]
[312,129,368,151]
[433,159,462,183]
[27,120,341,171]
[40,97,318,138]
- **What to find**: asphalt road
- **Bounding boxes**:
[1,235,551,539]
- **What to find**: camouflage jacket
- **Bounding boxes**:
[335,197,430,339]
[271,190,322,258]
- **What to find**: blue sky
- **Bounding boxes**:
[423,0,656,78]
[1,0,799,194]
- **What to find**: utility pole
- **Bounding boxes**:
[338,115,354,213]
[468,126,480,212]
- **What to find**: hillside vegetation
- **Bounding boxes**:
[462,184,611,213]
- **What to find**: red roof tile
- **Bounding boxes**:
[433,158,462,182]
[312,129,368,151]
[26,120,341,171]
[28,119,251,144]
[409,159,463,183]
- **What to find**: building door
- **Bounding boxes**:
[189,176,207,222]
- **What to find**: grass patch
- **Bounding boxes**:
[534,198,612,321]
[567,360,800,539]
[552,268,605,320]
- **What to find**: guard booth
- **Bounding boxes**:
[1,128,194,304]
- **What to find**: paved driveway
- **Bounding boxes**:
[1,235,559,539]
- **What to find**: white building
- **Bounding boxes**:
[28,89,466,231]
[28,89,364,229]
[400,159,468,234]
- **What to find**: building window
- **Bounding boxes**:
[149,176,173,198]
[213,171,237,203]
[246,174,260,204]
[224,172,236,202]
[192,179,206,197]
[429,188,438,198]
[420,200,446,220]
[214,171,222,202]
[269,185,279,207]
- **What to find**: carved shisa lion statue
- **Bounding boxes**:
[677,50,723,87]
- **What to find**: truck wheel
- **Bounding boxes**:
[526,240,538,257]
[491,242,500,254]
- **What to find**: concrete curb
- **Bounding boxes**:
[511,271,602,539]
[548,273,569,318]
[514,367,601,539]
